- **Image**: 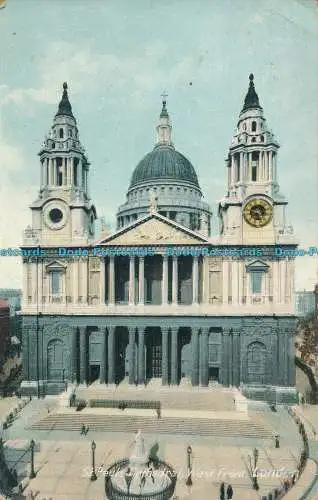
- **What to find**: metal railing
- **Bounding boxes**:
[105,458,177,500]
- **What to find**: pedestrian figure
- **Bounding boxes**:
[157,407,161,419]
[227,484,233,499]
[219,481,225,500]
[80,424,85,435]
[275,434,280,448]
[85,425,89,435]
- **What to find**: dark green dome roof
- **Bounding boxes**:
[129,146,200,188]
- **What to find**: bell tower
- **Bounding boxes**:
[24,83,97,247]
[218,74,295,246]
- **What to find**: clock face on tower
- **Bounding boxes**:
[243,198,273,228]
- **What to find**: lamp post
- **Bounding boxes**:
[29,439,36,478]
[36,311,42,399]
[186,445,192,486]
[90,440,97,481]
[252,448,259,490]
[125,467,133,495]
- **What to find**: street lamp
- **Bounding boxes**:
[125,467,133,494]
[186,445,192,486]
[252,448,259,490]
[90,440,97,481]
[36,311,42,399]
[29,439,36,478]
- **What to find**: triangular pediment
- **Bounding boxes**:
[46,260,67,271]
[246,260,269,272]
[95,213,209,246]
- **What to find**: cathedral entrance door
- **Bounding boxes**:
[89,365,100,383]
[209,367,219,381]
[181,343,191,379]
[47,339,66,381]
[115,329,129,384]
[146,329,162,380]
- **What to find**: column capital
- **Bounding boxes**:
[170,326,179,334]
[161,326,170,335]
[201,326,210,336]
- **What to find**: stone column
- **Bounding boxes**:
[108,256,115,305]
[229,331,234,386]
[192,256,199,304]
[81,259,88,304]
[138,328,145,384]
[162,256,169,304]
[191,328,200,386]
[161,327,169,385]
[138,257,145,304]
[231,154,235,185]
[266,151,269,180]
[22,262,28,307]
[233,330,241,387]
[171,327,178,385]
[222,260,229,304]
[100,258,105,304]
[107,326,116,384]
[63,157,67,185]
[100,328,108,384]
[201,327,209,386]
[288,332,296,386]
[172,256,178,304]
[269,151,273,181]
[202,258,209,304]
[128,327,136,384]
[72,327,78,382]
[248,152,252,180]
[221,330,229,386]
[238,261,243,305]
[239,152,243,181]
[273,260,280,304]
[72,260,78,304]
[31,262,37,304]
[232,260,239,305]
[129,256,135,305]
[79,327,87,384]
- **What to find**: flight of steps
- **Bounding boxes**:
[28,413,273,438]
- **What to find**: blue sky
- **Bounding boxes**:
[0,0,317,289]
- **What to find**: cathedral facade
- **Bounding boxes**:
[21,76,297,402]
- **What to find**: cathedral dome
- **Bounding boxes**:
[129,145,200,188]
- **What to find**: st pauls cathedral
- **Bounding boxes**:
[21,75,298,402]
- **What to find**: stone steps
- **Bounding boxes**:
[28,413,273,438]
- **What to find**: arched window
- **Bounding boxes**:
[59,128,64,138]
[260,135,264,142]
[251,121,257,132]
[52,142,55,149]
[251,137,256,142]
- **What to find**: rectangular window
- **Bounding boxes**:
[73,163,78,186]
[251,165,257,181]
[51,271,61,295]
[251,271,262,294]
